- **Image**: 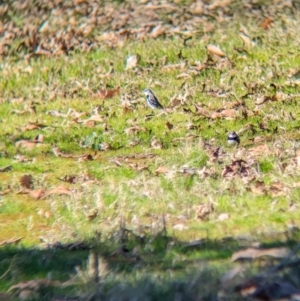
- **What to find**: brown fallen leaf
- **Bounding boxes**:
[249,180,267,195]
[0,165,12,172]
[52,147,88,159]
[8,279,62,292]
[35,45,52,56]
[207,88,231,98]
[224,100,244,109]
[114,153,156,163]
[12,103,36,115]
[259,121,270,131]
[211,111,223,119]
[16,134,44,150]
[47,110,69,118]
[255,93,284,105]
[77,154,94,161]
[162,62,186,72]
[111,159,123,166]
[21,122,47,132]
[126,54,139,69]
[82,120,96,128]
[252,136,265,144]
[44,186,73,198]
[212,109,235,119]
[121,95,135,113]
[13,154,32,162]
[10,97,25,104]
[295,149,300,166]
[268,181,287,197]
[173,223,188,231]
[207,0,231,10]
[15,139,42,150]
[220,109,235,117]
[52,147,74,158]
[221,165,234,178]
[217,213,230,221]
[222,160,250,178]
[178,167,199,175]
[151,24,165,38]
[93,87,120,99]
[207,44,226,57]
[195,203,214,220]
[261,17,273,30]
[236,278,300,301]
[231,247,289,262]
[150,137,163,149]
[216,57,234,70]
[85,209,98,221]
[176,72,192,79]
[0,237,23,246]
[44,211,52,219]
[20,174,33,189]
[124,126,147,135]
[99,142,111,151]
[166,121,173,130]
[29,188,46,200]
[38,209,52,219]
[58,175,78,184]
[195,105,211,117]
[155,166,169,175]
[190,1,203,14]
[248,144,270,157]
[128,163,149,172]
[239,30,254,47]
[0,186,11,196]
[79,115,105,124]
[167,96,183,108]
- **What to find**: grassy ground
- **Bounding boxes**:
[1,0,300,300]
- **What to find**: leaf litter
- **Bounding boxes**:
[1,1,300,300]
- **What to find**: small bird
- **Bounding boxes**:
[227,131,240,145]
[143,89,164,109]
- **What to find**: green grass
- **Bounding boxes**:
[1,1,300,300]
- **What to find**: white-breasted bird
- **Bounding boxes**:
[227,131,240,145]
[143,89,164,109]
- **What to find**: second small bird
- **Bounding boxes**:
[143,89,164,109]
[227,131,240,145]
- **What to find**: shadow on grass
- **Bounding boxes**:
[1,228,300,300]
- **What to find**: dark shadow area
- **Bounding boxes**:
[0,227,300,300]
